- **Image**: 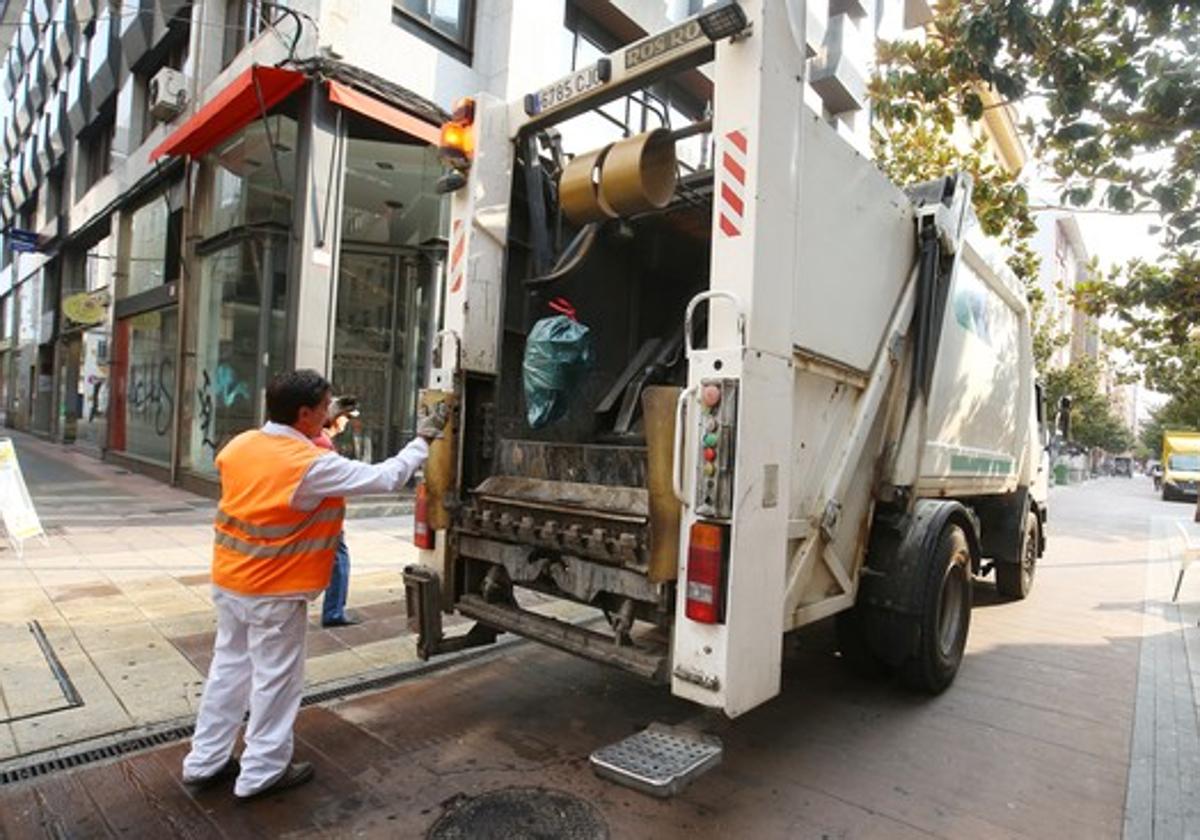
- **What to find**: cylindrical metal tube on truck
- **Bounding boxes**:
[598,128,677,217]
[560,143,617,225]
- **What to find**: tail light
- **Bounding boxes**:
[413,482,434,550]
[685,522,727,624]
[439,97,475,171]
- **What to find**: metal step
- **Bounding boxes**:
[589,723,722,798]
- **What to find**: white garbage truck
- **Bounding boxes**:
[404,0,1050,794]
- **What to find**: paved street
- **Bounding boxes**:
[0,442,1197,838]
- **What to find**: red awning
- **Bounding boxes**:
[327,80,440,146]
[150,66,307,161]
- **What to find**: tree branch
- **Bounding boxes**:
[1028,205,1162,217]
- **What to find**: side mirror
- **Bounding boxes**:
[1056,395,1072,441]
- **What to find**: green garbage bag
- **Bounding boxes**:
[523,300,594,429]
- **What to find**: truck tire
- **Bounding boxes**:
[834,606,888,678]
[1163,485,1175,502]
[900,523,972,694]
[995,512,1038,600]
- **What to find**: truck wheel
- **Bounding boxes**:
[900,523,972,694]
[1162,485,1174,502]
[995,512,1038,600]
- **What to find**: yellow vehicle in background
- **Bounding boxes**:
[1161,431,1200,501]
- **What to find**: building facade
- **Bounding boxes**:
[1030,211,1097,371]
[0,0,907,491]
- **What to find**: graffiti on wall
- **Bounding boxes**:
[197,364,251,454]
[128,357,174,437]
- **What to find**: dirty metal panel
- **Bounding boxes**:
[474,475,648,519]
[496,439,648,488]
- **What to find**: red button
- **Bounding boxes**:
[702,385,721,408]
[704,447,717,462]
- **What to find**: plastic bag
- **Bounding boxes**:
[523,300,594,429]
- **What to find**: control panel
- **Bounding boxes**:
[693,379,738,519]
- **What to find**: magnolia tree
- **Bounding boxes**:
[870,0,1197,428]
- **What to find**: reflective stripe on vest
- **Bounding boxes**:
[215,505,344,540]
[213,530,341,560]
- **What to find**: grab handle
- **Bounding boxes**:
[684,291,746,356]
[672,385,698,506]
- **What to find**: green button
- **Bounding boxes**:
[703,433,718,447]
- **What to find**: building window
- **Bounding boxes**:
[45,165,65,221]
[392,0,474,63]
[222,0,276,68]
[124,196,171,296]
[202,115,297,237]
[78,100,116,198]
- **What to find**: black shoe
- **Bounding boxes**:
[183,756,240,792]
[236,762,315,801]
[321,615,361,628]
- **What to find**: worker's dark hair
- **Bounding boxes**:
[266,369,331,424]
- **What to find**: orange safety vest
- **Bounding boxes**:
[212,430,346,596]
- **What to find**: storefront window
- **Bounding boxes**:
[87,234,117,291]
[187,237,288,475]
[114,308,177,464]
[125,197,169,296]
[75,329,109,451]
[203,116,297,238]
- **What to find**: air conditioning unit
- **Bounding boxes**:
[148,67,188,122]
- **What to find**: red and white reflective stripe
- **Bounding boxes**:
[718,129,748,238]
[448,218,466,293]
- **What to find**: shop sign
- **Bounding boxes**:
[8,229,40,253]
[62,290,110,327]
[0,437,45,555]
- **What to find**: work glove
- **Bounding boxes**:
[416,402,449,442]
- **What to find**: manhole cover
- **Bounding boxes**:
[427,787,608,840]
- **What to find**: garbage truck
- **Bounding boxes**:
[403,0,1050,793]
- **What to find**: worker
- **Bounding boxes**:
[317,396,359,628]
[180,369,445,799]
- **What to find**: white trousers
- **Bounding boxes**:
[181,588,309,797]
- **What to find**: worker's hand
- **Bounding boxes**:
[416,402,448,442]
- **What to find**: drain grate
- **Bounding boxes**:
[0,726,194,786]
[428,787,608,839]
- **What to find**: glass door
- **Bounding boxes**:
[332,251,432,461]
[333,252,395,463]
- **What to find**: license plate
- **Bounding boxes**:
[528,60,611,116]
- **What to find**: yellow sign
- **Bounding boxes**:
[62,291,109,326]
[0,438,45,549]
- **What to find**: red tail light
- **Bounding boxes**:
[413,482,434,550]
[685,522,727,624]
